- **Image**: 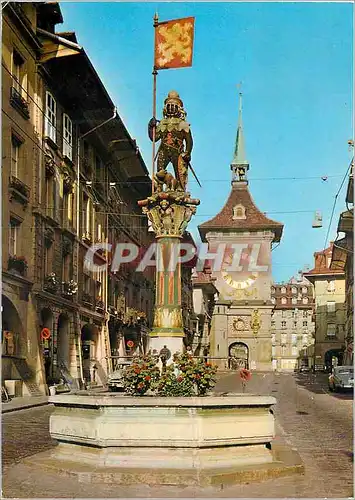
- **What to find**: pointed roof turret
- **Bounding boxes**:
[231,92,249,184]
[198,91,284,243]
[232,93,248,165]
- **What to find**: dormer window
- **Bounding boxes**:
[232,204,246,220]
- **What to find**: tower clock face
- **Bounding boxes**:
[221,251,258,290]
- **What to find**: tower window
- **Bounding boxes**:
[232,204,246,220]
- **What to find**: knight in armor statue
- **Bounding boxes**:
[148,90,193,192]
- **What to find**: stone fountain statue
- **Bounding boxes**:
[139,90,200,356]
[148,90,193,192]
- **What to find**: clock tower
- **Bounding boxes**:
[198,94,283,371]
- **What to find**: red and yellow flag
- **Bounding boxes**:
[154,17,195,70]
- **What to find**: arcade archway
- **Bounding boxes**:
[57,314,70,370]
[40,308,54,382]
[2,295,24,358]
[81,324,98,383]
[229,342,249,370]
[324,349,343,372]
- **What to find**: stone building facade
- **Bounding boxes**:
[2,3,154,395]
[330,161,353,366]
[191,268,217,356]
[304,243,346,371]
[198,96,283,371]
[2,2,47,396]
[270,275,315,371]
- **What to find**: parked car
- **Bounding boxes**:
[107,360,131,392]
[328,366,354,392]
[299,366,311,373]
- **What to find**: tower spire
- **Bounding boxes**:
[231,87,249,184]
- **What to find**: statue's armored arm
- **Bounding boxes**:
[148,117,161,142]
[182,129,193,162]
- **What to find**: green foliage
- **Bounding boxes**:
[156,364,195,396]
[122,354,160,396]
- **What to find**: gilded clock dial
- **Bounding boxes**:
[221,252,258,290]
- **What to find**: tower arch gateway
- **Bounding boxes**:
[229,341,249,369]
[198,94,283,371]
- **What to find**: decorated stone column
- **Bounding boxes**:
[138,191,199,355]
[138,90,200,356]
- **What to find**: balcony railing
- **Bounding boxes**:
[9,176,30,206]
[8,256,27,276]
[10,86,30,119]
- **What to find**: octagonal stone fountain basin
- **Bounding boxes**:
[33,392,303,486]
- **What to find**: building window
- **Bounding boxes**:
[281,310,286,318]
[292,287,297,294]
[12,50,27,97]
[271,333,276,344]
[9,219,20,256]
[303,310,308,318]
[84,273,91,294]
[271,320,275,327]
[292,346,298,356]
[293,321,297,329]
[281,286,286,294]
[232,204,246,220]
[327,301,336,313]
[302,334,308,346]
[272,346,276,357]
[11,134,22,178]
[292,297,297,305]
[327,323,336,337]
[281,333,287,344]
[302,297,308,304]
[281,345,287,356]
[292,334,297,345]
[281,321,286,329]
[281,297,287,305]
[302,286,308,294]
[62,253,71,283]
[303,320,308,327]
[45,91,56,143]
[327,280,335,293]
[271,297,276,304]
[63,114,73,160]
[44,244,53,277]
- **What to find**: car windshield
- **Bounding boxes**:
[337,368,353,374]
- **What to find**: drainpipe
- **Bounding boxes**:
[75,108,117,386]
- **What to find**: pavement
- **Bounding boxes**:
[2,371,353,498]
[2,395,49,414]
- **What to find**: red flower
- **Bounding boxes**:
[145,375,151,381]
[134,368,141,374]
[239,368,251,381]
[177,376,183,382]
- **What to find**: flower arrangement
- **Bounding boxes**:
[156,364,195,397]
[173,352,218,396]
[96,298,105,311]
[239,367,252,393]
[8,255,28,275]
[62,280,78,296]
[122,354,160,396]
[121,352,218,397]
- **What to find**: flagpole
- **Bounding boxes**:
[151,13,159,195]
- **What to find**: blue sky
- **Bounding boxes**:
[60,2,353,282]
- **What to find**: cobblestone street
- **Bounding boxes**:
[2,371,353,498]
